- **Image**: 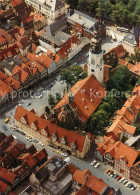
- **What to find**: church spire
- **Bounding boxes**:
[90,23,102,54]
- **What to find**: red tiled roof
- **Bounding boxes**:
[0,80,12,98]
[37,53,52,69]
[21,153,37,168]
[129,62,140,76]
[85,175,108,194]
[33,148,48,162]
[114,142,139,167]
[58,35,81,59]
[11,0,22,7]
[0,44,19,62]
[67,163,79,175]
[0,167,16,184]
[0,35,6,44]
[0,180,8,193]
[47,50,60,63]
[113,44,126,58]
[73,169,90,185]
[0,28,12,44]
[12,65,29,83]
[54,75,106,122]
[26,145,37,155]
[22,15,34,24]
[75,186,88,195]
[14,106,88,152]
[0,71,20,90]
[16,36,31,50]
[107,93,140,139]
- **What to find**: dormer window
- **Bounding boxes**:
[52,133,57,142]
[61,136,66,145]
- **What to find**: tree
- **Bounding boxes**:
[106,66,131,91]
[45,106,50,115]
[90,109,109,131]
[99,102,112,116]
[96,1,105,20]
[48,94,55,108]
[55,92,61,103]
[9,20,20,28]
[60,65,87,87]
[129,47,140,64]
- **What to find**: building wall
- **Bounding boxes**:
[15,120,89,159]
[25,0,65,23]
[88,50,104,84]
[122,41,136,54]
[114,159,130,179]
[130,167,140,185]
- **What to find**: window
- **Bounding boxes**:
[91,59,95,65]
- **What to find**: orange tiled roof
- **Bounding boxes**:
[0,71,20,90]
[11,0,22,7]
[113,44,126,58]
[129,62,140,76]
[0,80,12,98]
[114,142,139,167]
[37,53,52,69]
[73,169,90,185]
[85,175,108,194]
[75,186,88,195]
[58,35,81,59]
[14,106,88,152]
[33,148,48,162]
[107,93,140,139]
[0,180,8,193]
[67,163,79,175]
[47,50,60,63]
[12,65,29,83]
[0,167,16,184]
[0,35,6,44]
[54,75,106,122]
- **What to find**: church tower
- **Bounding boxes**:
[88,23,104,84]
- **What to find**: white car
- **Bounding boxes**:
[29,138,32,142]
[26,137,29,140]
[91,160,97,166]
[94,163,100,168]
[64,157,71,163]
[41,143,44,147]
[131,186,137,191]
[61,152,65,156]
[125,182,131,187]
[119,178,125,183]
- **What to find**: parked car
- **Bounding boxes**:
[41,143,44,147]
[113,174,119,179]
[119,178,125,183]
[94,163,100,168]
[128,183,134,188]
[91,160,97,166]
[3,126,7,131]
[33,139,38,143]
[27,102,31,106]
[108,171,113,176]
[116,176,122,181]
[105,169,110,174]
[131,186,137,191]
[122,180,128,185]
[125,182,131,187]
[110,172,114,177]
